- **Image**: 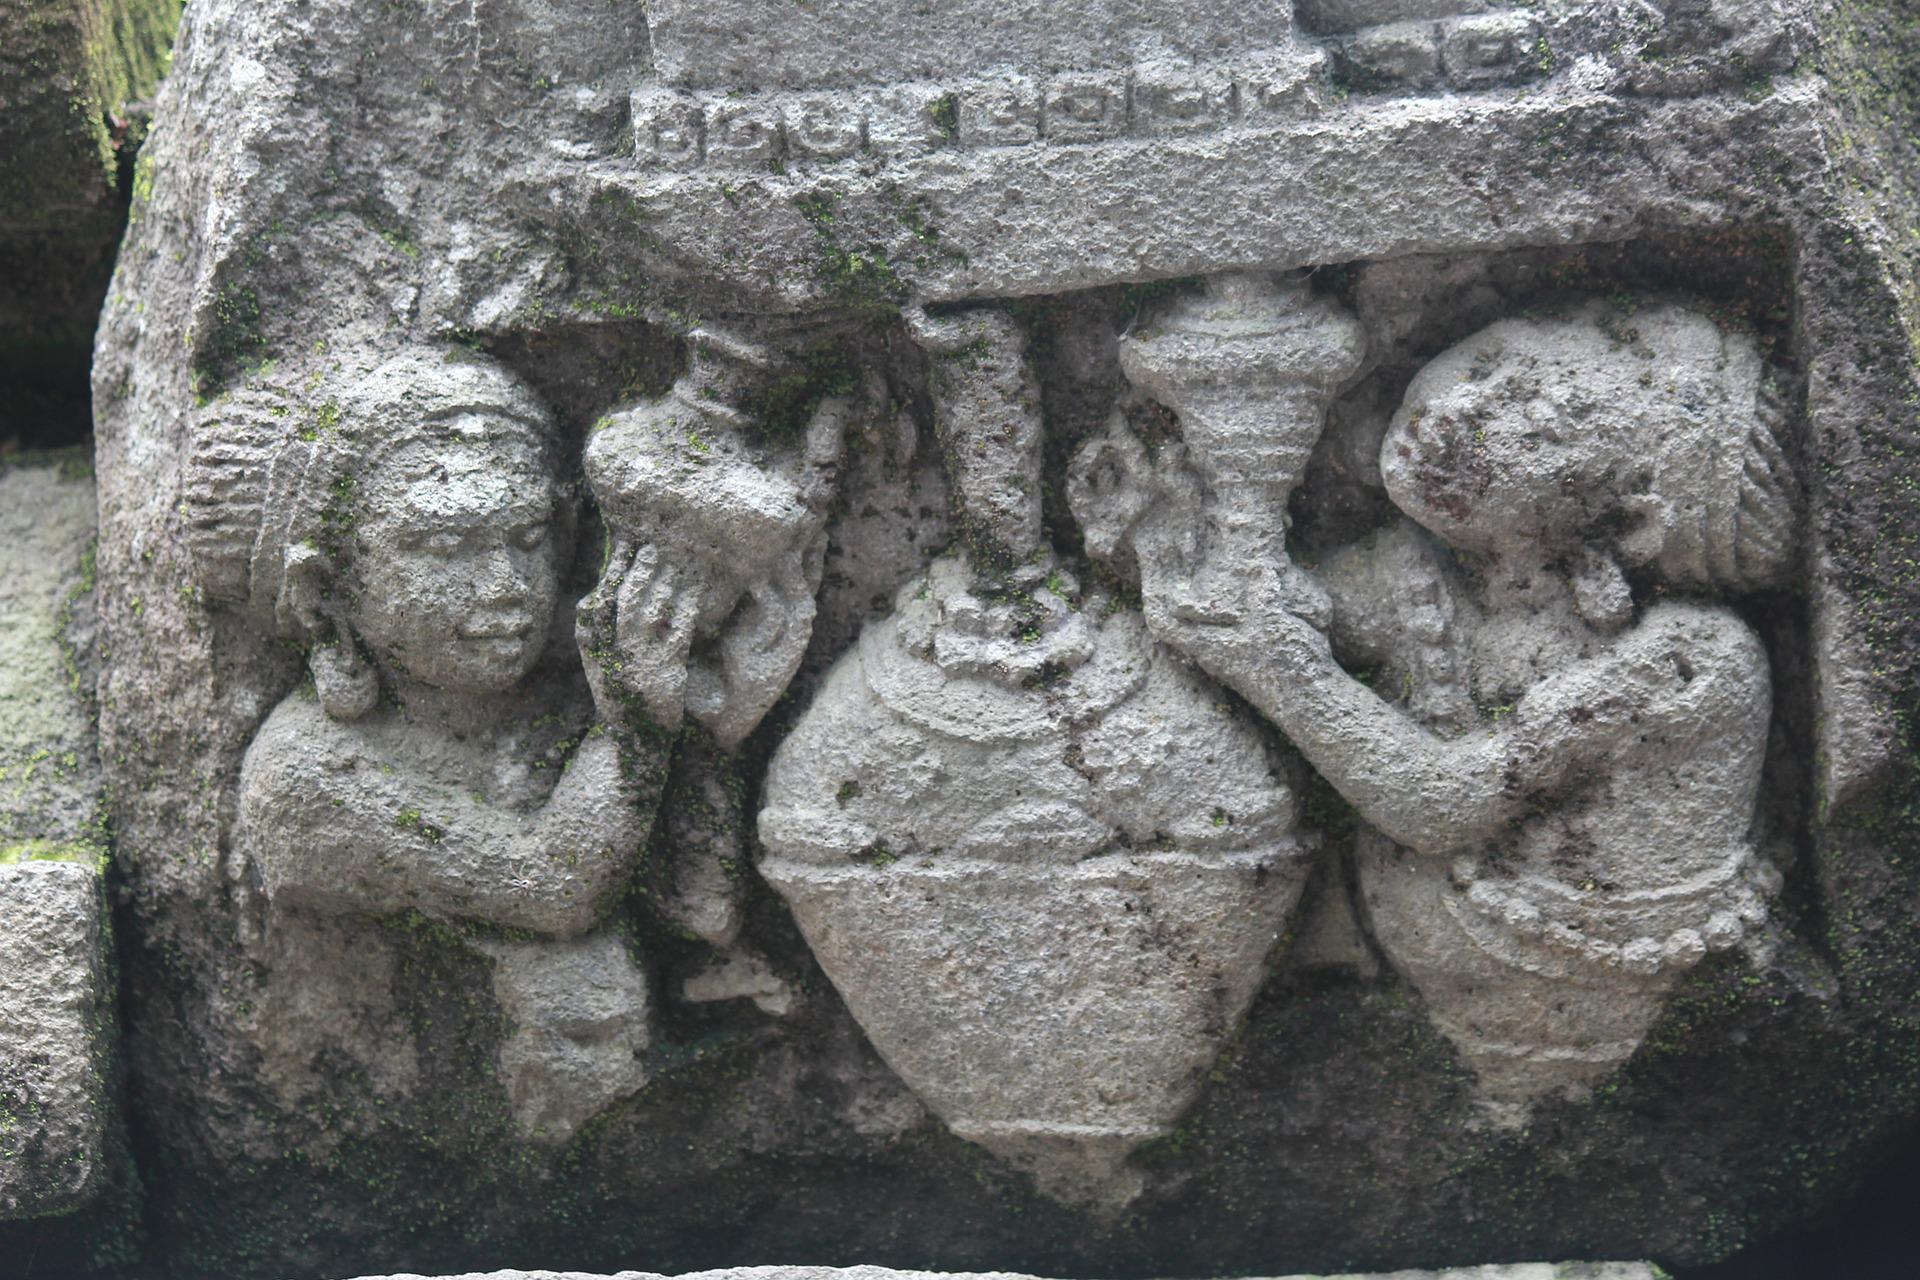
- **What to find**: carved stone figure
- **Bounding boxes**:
[1081,299,1793,1117]
[81,0,1920,1268]
[189,350,657,1143]
[758,306,1313,1207]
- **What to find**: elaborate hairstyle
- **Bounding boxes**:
[1398,301,1800,594]
[1638,371,1798,594]
[185,349,555,633]
[185,349,556,718]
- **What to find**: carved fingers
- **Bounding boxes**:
[580,525,831,747]
[576,534,631,722]
[577,537,707,732]
[686,544,823,748]
[619,543,706,729]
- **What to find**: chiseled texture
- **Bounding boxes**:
[0,860,111,1218]
[1071,302,1786,1118]
[0,456,101,854]
[760,559,1309,1207]
[80,0,1920,1274]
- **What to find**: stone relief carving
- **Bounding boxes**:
[188,350,661,1143]
[174,277,1802,1184]
[1075,295,1795,1119]
[72,0,1920,1267]
[173,270,1804,1194]
[182,330,858,1142]
[758,303,1314,1208]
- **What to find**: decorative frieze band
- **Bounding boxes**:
[631,13,1547,174]
[631,50,1328,172]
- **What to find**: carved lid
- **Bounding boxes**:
[859,558,1150,745]
[1118,272,1367,402]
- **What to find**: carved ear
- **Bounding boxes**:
[283,542,379,720]
[1614,491,1669,569]
[282,542,332,639]
[1571,548,1634,632]
[1066,416,1156,567]
[309,636,380,721]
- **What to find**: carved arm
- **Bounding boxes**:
[240,701,650,937]
[1171,599,1764,855]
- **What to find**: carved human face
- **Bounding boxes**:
[1379,363,1633,555]
[348,427,565,693]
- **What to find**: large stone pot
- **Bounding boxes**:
[758,558,1310,1206]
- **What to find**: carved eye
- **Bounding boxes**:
[511,523,547,550]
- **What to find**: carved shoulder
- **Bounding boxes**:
[238,692,365,829]
[1512,599,1771,760]
[1620,599,1770,723]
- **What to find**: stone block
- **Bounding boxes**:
[1129,61,1239,136]
[0,857,112,1219]
[1296,0,1492,34]
[1438,12,1546,88]
[78,0,1920,1272]
[0,0,180,441]
[0,454,113,1224]
[339,1265,1665,1280]
[957,77,1041,148]
[642,0,1293,88]
[1331,21,1445,91]
[0,456,101,856]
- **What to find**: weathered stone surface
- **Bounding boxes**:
[1076,299,1790,1119]
[0,455,108,1220]
[761,558,1311,1207]
[0,858,112,1218]
[0,455,102,854]
[0,0,177,229]
[83,0,1920,1277]
[0,454,135,1257]
[0,0,181,439]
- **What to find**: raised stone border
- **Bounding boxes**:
[630,16,1548,176]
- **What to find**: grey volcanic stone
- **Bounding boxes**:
[83,0,1920,1276]
[0,0,181,433]
[0,455,101,853]
[0,454,127,1244]
[0,858,112,1219]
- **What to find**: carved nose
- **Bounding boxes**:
[474,547,529,603]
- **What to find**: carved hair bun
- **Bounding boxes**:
[1397,301,1800,595]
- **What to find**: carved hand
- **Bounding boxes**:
[578,536,703,734]
[1087,432,1332,681]
[683,539,825,748]
[581,395,847,744]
